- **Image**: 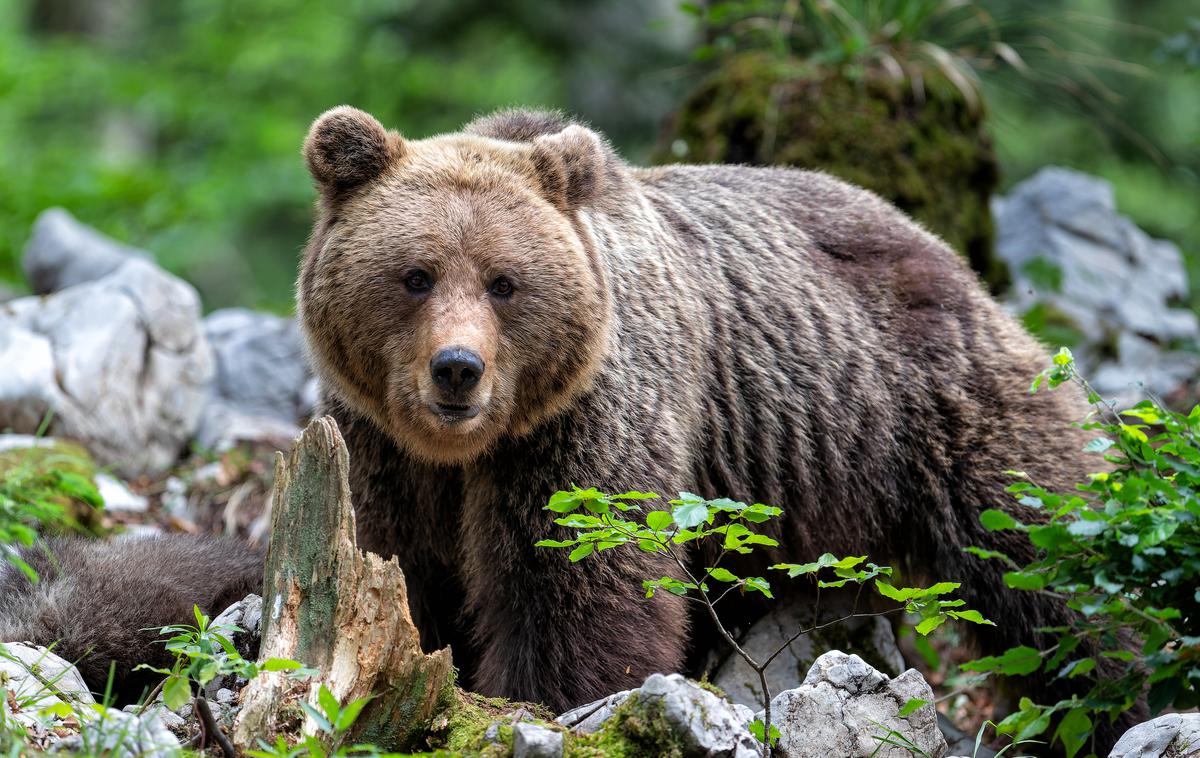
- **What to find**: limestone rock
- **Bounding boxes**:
[712,596,905,710]
[559,673,759,757]
[1109,713,1200,758]
[513,722,565,758]
[764,651,946,758]
[196,308,313,451]
[1,232,211,476]
[0,641,95,725]
[994,167,1200,404]
[54,707,182,758]
[22,208,149,295]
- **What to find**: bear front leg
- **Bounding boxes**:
[457,430,692,712]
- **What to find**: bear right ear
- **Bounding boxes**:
[529,125,610,211]
[304,106,405,194]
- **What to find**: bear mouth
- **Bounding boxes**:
[432,402,480,423]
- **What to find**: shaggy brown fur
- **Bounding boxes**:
[0,535,263,703]
[0,107,1130,746]
[298,105,1131,740]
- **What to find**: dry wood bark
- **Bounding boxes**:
[233,416,454,751]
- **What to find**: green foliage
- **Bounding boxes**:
[965,348,1200,757]
[0,436,103,581]
[248,685,390,758]
[142,605,313,711]
[539,487,992,753]
[0,0,684,309]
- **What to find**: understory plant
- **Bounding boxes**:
[0,420,103,580]
[965,348,1199,758]
[537,488,993,757]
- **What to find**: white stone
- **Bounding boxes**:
[513,722,565,758]
[712,596,905,710]
[1,221,212,477]
[95,472,148,512]
[1109,713,1200,758]
[763,651,946,758]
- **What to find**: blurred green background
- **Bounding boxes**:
[0,0,1196,313]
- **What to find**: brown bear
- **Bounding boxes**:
[297,106,1102,715]
[0,107,1130,746]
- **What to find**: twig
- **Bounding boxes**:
[194,695,236,758]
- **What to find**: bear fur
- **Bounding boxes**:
[0,108,1133,746]
[297,107,1104,715]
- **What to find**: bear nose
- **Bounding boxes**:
[430,347,485,394]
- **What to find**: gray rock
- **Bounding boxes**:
[0,434,58,453]
[0,248,211,477]
[196,308,313,450]
[641,673,761,757]
[0,642,95,725]
[513,722,565,758]
[0,280,19,304]
[712,595,905,710]
[22,208,150,295]
[559,673,759,757]
[557,689,633,734]
[763,651,946,758]
[204,594,263,699]
[994,167,1200,404]
[1109,713,1200,758]
[55,706,182,758]
[121,702,186,732]
[95,472,148,512]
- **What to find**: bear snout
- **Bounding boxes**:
[430,346,485,396]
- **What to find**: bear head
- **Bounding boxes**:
[298,106,614,464]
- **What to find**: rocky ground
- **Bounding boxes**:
[2,170,1199,756]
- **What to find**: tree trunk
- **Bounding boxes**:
[232,416,454,751]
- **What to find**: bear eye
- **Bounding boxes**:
[489,276,514,298]
[403,269,432,293]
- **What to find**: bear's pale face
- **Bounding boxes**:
[300,123,610,464]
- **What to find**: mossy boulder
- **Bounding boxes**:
[656,52,1005,289]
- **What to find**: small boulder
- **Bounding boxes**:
[559,673,759,757]
[513,722,565,758]
[764,651,946,758]
[1,226,211,477]
[712,595,905,710]
[22,208,149,295]
[54,707,182,758]
[1109,713,1200,758]
[0,641,95,724]
[994,167,1200,404]
[196,308,313,451]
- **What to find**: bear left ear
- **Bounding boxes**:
[304,106,405,195]
[529,125,609,211]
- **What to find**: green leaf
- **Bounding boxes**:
[318,684,340,723]
[162,674,191,711]
[1054,707,1091,758]
[706,567,739,582]
[335,696,372,733]
[262,658,303,672]
[671,499,709,530]
[747,719,781,745]
[1003,571,1046,591]
[980,509,1020,530]
[962,646,1042,676]
[645,511,673,531]
[569,543,595,562]
[535,539,576,548]
[916,615,947,635]
[897,698,928,717]
[947,609,995,626]
[875,581,918,602]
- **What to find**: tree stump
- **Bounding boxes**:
[232,416,454,751]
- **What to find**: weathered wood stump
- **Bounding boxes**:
[233,416,454,751]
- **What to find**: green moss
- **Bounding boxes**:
[692,675,728,700]
[565,693,688,758]
[657,52,1005,290]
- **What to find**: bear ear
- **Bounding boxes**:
[529,125,609,211]
[304,106,405,194]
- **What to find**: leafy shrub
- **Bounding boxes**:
[537,488,992,755]
[965,348,1199,757]
[0,437,103,580]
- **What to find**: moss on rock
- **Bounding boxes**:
[656,52,1005,289]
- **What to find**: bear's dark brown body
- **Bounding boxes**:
[0,109,1132,748]
[299,108,1100,715]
